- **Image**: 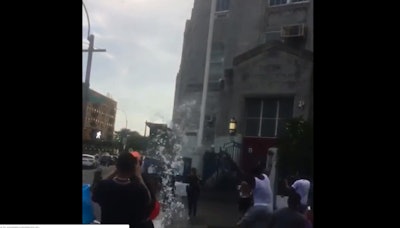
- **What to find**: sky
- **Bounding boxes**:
[82,0,194,135]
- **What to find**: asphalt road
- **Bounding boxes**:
[82,165,115,185]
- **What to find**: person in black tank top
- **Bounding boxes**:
[186,168,201,217]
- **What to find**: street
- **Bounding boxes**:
[82,165,115,185]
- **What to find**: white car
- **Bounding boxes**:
[82,154,97,168]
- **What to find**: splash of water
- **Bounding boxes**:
[145,100,197,227]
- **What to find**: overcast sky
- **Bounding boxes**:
[82,0,194,135]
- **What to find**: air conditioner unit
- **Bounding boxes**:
[281,24,305,38]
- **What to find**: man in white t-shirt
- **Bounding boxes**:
[147,164,155,174]
[285,176,311,214]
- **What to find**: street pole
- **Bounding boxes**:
[197,0,217,147]
[118,109,128,129]
[144,121,147,137]
[116,109,128,153]
[82,34,106,133]
[82,34,94,130]
[124,111,128,129]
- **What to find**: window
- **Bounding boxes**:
[269,0,308,6]
[208,81,221,92]
[211,43,224,63]
[269,0,287,6]
[245,98,294,137]
[262,26,281,43]
[216,0,230,12]
[210,62,224,76]
[210,43,224,81]
[186,83,203,92]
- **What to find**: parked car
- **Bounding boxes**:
[82,154,97,168]
[99,155,113,166]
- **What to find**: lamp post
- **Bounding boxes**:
[228,117,237,137]
[228,117,239,163]
[118,109,128,129]
[117,109,128,152]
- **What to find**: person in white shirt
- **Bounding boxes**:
[285,175,311,214]
[237,162,273,228]
[147,165,155,174]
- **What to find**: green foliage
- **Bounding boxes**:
[277,117,313,179]
[145,128,178,161]
[114,129,149,152]
[82,140,117,154]
[126,131,148,152]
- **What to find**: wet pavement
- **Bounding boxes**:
[156,191,289,228]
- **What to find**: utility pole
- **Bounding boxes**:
[82,34,106,132]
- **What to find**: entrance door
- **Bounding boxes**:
[240,137,277,174]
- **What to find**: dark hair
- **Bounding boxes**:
[191,168,197,174]
[252,161,265,175]
[287,191,301,209]
[116,152,137,174]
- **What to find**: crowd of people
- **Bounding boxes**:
[82,152,312,228]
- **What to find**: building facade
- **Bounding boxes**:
[83,84,117,141]
[172,0,313,173]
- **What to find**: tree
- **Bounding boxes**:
[277,117,313,180]
[114,129,149,153]
[126,131,148,152]
[82,139,115,155]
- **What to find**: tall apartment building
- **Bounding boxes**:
[173,0,313,172]
[83,84,117,141]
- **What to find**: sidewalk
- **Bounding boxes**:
[155,194,289,228]
[153,190,240,228]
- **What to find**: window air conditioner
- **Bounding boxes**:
[281,24,305,38]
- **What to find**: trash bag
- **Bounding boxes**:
[82,184,95,224]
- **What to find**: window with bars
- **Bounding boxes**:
[245,97,294,137]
